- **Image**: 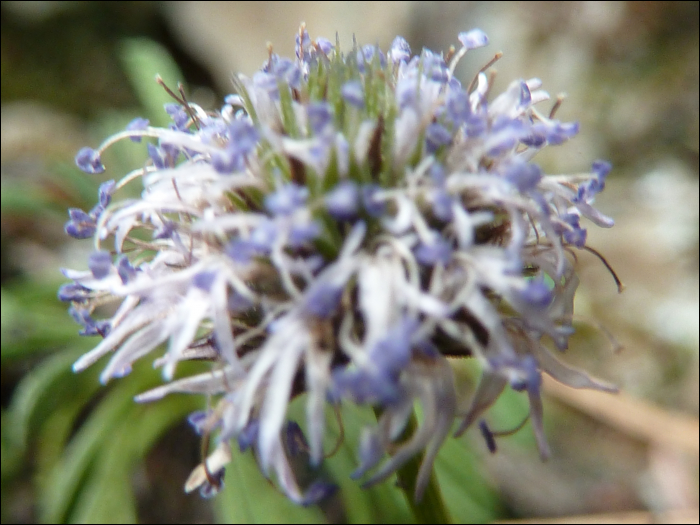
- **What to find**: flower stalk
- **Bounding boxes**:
[385,409,452,523]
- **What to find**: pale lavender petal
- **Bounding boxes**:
[458,29,489,50]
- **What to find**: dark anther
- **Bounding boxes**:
[288,155,307,185]
[368,114,384,180]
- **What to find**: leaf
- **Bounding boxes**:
[433,437,500,523]
[214,447,326,524]
[322,403,415,524]
[7,347,98,451]
[69,427,139,525]
[38,367,162,523]
[35,402,91,482]
[69,394,200,524]
[1,409,24,480]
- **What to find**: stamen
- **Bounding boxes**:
[479,411,531,453]
[444,45,456,64]
[200,432,222,490]
[177,82,201,130]
[549,94,565,119]
[467,52,503,94]
[580,245,625,293]
[490,412,530,437]
[156,75,200,130]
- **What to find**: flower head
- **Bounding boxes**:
[61,25,619,506]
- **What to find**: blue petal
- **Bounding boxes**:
[75,147,105,174]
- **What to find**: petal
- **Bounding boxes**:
[533,343,618,392]
[454,372,507,436]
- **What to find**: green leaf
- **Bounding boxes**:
[34,402,90,483]
[322,403,415,524]
[434,438,500,523]
[38,367,160,523]
[7,347,97,451]
[66,424,138,524]
[1,409,24,481]
[69,394,199,524]
[214,448,326,524]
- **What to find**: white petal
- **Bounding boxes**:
[533,343,618,392]
[162,289,210,381]
[99,317,174,383]
[258,327,307,474]
[381,196,413,234]
[358,257,396,348]
[304,344,333,465]
[184,442,232,493]
[354,120,377,165]
[135,364,245,402]
[393,108,420,169]
[73,302,168,373]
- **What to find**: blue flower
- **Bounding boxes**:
[306,102,334,137]
[341,80,365,109]
[88,250,112,279]
[414,234,453,266]
[458,29,489,50]
[504,160,543,192]
[165,103,190,130]
[264,183,309,215]
[125,117,149,142]
[425,123,453,153]
[388,36,411,64]
[75,147,104,174]
[325,181,359,220]
[63,25,618,507]
[64,208,96,239]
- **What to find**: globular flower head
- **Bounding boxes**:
[61,24,620,506]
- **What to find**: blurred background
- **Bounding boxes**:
[1,1,697,523]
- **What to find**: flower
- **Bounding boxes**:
[61,24,620,507]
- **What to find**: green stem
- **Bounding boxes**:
[374,408,452,524]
